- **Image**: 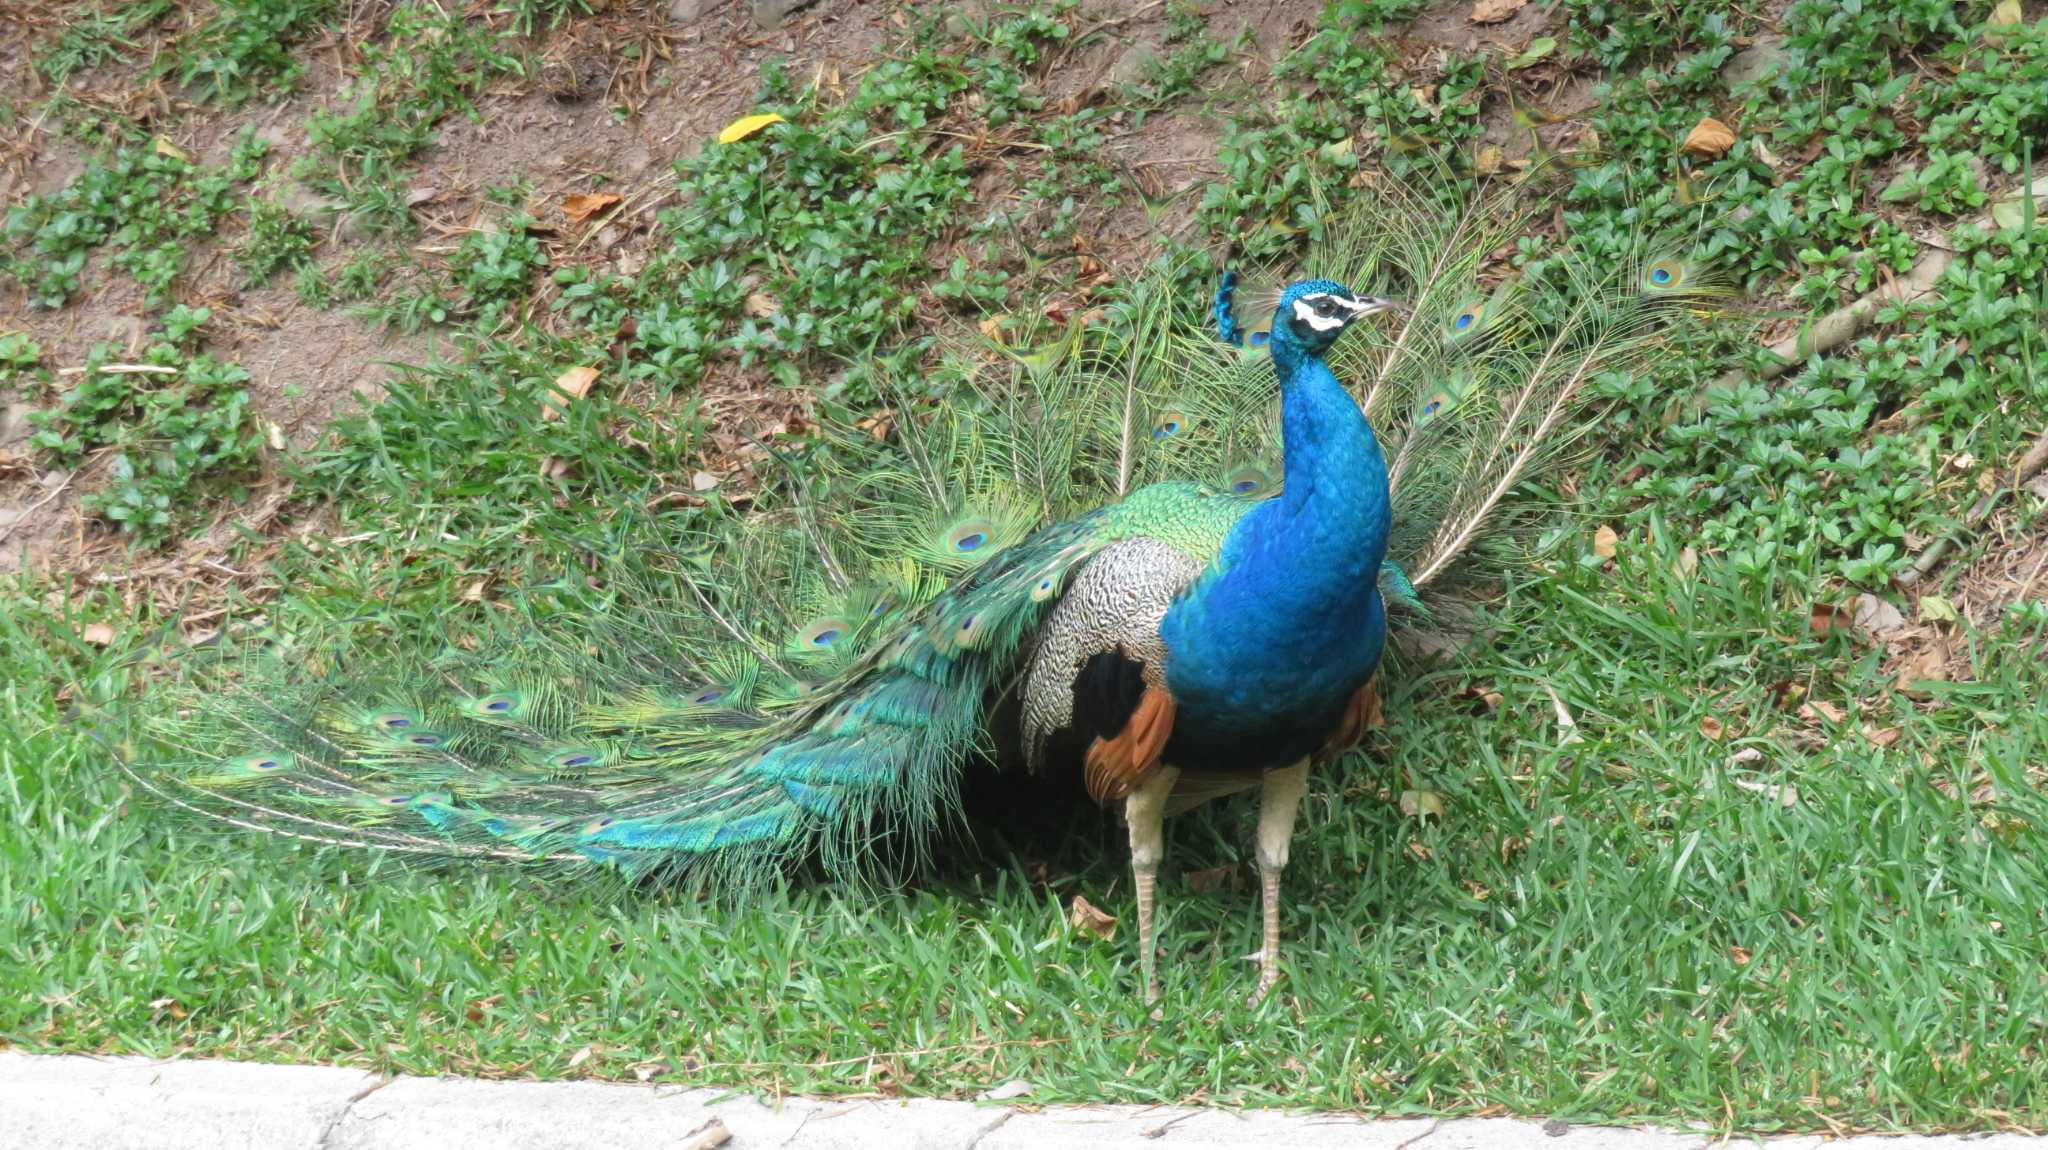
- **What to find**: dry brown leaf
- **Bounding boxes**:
[1700,715,1726,741]
[1896,642,1952,693]
[1852,593,1908,640]
[1862,725,1902,748]
[681,1118,732,1150]
[1809,602,1850,637]
[1404,840,1434,861]
[559,191,623,223]
[1727,945,1753,965]
[82,622,115,646]
[1186,864,1240,894]
[1798,699,1847,725]
[743,292,781,318]
[1543,683,1584,744]
[543,365,600,421]
[1681,117,1736,158]
[1470,0,1527,23]
[1454,684,1503,714]
[977,315,1009,343]
[1068,894,1117,941]
[1592,524,1619,558]
[977,1079,1036,1102]
[854,410,897,441]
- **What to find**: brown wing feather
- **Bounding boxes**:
[1083,687,1176,805]
[1318,677,1383,758]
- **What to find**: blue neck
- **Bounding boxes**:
[1267,336,1390,573]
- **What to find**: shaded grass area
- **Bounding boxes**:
[6,537,2047,1128]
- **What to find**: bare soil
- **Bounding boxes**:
[1,0,1316,578]
[8,0,2038,640]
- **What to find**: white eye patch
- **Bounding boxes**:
[1291,293,1356,332]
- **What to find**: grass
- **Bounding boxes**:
[4,0,2048,1132]
[6,532,2046,1126]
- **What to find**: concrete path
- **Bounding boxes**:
[2,1051,2041,1150]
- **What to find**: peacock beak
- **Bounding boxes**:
[1343,295,1395,317]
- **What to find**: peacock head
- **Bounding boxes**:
[1271,279,1391,357]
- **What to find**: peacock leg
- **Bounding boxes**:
[1247,760,1310,1005]
[1125,765,1182,1009]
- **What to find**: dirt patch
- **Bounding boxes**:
[1952,502,2048,627]
[0,0,914,577]
[2,0,1610,580]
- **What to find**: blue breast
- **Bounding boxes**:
[1157,350,1391,772]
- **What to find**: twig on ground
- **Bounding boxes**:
[1681,168,2048,419]
[1895,423,2048,589]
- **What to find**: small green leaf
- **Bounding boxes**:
[1505,37,1557,70]
[1917,595,1959,624]
[1399,790,1445,821]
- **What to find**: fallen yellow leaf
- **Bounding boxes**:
[1989,0,2022,25]
[1470,0,1527,23]
[543,365,600,421]
[718,112,786,144]
[1680,116,1736,159]
[1398,789,1445,820]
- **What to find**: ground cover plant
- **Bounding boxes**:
[3,0,2046,1133]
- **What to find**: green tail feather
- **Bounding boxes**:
[124,174,1724,887]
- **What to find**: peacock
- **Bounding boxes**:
[124,176,1714,1007]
